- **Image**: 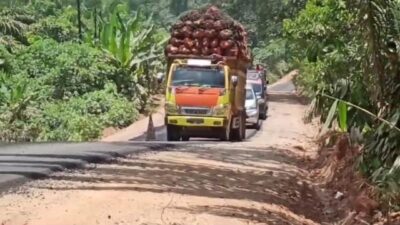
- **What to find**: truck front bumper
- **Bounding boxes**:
[166,116,226,127]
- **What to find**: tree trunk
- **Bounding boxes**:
[94,7,97,40]
[77,0,83,41]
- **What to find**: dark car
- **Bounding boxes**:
[246,68,268,120]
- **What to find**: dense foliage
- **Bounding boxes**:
[0,0,166,141]
[285,0,400,207]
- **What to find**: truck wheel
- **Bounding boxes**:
[259,105,267,120]
[220,126,230,141]
[230,116,243,142]
[241,112,246,140]
[167,125,180,141]
[260,112,267,120]
[182,136,190,141]
[252,118,261,130]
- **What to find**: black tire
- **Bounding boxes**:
[182,135,190,141]
[253,118,261,130]
[219,126,230,141]
[167,125,180,141]
[259,104,268,120]
[230,128,242,142]
[260,112,267,120]
[241,112,246,140]
[230,114,244,142]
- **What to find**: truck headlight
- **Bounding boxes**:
[213,104,229,116]
[165,102,179,114]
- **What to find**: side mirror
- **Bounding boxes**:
[231,75,238,87]
[266,80,270,85]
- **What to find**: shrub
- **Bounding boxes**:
[38,85,139,141]
[15,39,119,100]
[1,39,145,142]
[0,72,43,142]
[28,7,79,42]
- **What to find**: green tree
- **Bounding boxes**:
[285,0,400,206]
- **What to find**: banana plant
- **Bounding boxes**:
[0,15,29,45]
[99,4,167,70]
[0,74,39,124]
[82,0,121,41]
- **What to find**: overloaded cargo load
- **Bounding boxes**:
[165,5,251,63]
[163,5,251,142]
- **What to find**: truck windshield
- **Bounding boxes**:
[172,67,225,88]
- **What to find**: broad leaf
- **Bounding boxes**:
[129,53,160,69]
[338,101,348,132]
[389,156,400,174]
[322,99,338,134]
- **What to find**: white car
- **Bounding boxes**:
[245,85,261,130]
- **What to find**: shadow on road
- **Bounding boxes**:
[32,144,334,225]
[176,205,305,225]
[0,142,172,186]
[131,125,260,142]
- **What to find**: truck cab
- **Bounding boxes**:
[164,58,247,141]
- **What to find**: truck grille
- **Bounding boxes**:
[181,107,211,115]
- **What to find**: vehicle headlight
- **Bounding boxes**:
[165,102,179,114]
[213,104,229,116]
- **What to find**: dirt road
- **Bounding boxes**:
[0,91,336,225]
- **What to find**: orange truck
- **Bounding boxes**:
[163,55,251,141]
[162,6,252,141]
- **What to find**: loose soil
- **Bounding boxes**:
[0,84,347,225]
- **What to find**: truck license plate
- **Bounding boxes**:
[187,118,204,124]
